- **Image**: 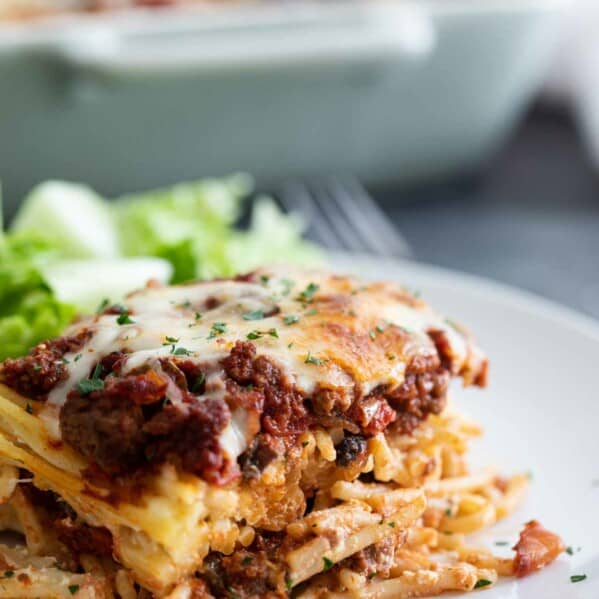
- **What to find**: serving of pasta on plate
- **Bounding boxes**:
[0,266,564,598]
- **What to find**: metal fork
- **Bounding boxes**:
[278,176,412,258]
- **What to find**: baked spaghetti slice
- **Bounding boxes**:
[0,267,563,597]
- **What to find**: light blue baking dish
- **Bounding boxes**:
[0,0,568,211]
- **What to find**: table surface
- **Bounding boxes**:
[374,105,599,321]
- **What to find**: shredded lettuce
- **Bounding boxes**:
[111,174,322,282]
[0,233,76,360]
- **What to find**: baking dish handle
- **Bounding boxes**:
[55,4,436,74]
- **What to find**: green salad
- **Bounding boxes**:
[0,175,321,360]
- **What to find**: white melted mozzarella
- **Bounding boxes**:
[38,267,481,458]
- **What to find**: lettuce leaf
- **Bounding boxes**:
[0,233,76,360]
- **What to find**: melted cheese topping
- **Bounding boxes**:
[40,266,485,458]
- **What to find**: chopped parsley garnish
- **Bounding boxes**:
[242,556,253,566]
[260,275,270,285]
[226,586,240,599]
[192,373,205,392]
[473,579,492,589]
[116,308,135,325]
[96,298,110,314]
[172,347,192,356]
[571,575,587,583]
[376,324,385,333]
[164,336,179,344]
[285,578,294,591]
[243,310,265,321]
[288,342,294,349]
[247,328,278,340]
[3,571,13,578]
[179,300,192,309]
[322,557,334,572]
[444,508,452,517]
[302,441,309,447]
[74,354,82,362]
[368,572,376,580]
[387,354,396,361]
[77,363,104,396]
[495,541,509,546]
[296,282,319,303]
[25,403,33,414]
[305,352,327,366]
[208,322,227,339]
[68,585,80,595]
[348,309,357,317]
[388,521,396,528]
[195,312,203,321]
[284,314,300,325]
[566,546,574,555]
[369,330,376,340]
[305,308,318,317]
[33,363,42,370]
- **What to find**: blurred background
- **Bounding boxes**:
[1,0,598,330]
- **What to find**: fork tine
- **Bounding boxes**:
[330,176,413,258]
[278,180,345,250]
[308,179,369,253]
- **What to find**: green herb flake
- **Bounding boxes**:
[243,310,265,321]
[288,342,294,349]
[322,557,334,572]
[77,364,104,396]
[570,575,587,583]
[388,521,396,528]
[33,363,42,370]
[445,508,452,517]
[376,324,385,333]
[247,331,261,340]
[260,275,270,285]
[495,541,509,547]
[3,571,14,578]
[117,312,135,325]
[369,330,376,340]
[191,373,205,393]
[387,354,396,361]
[268,328,279,338]
[296,282,319,303]
[348,309,357,317]
[367,572,377,580]
[25,403,33,414]
[59,357,69,365]
[305,308,318,317]
[96,298,110,314]
[74,354,82,362]
[226,586,240,599]
[305,352,327,366]
[284,314,300,325]
[68,585,80,595]
[302,441,309,447]
[195,312,203,321]
[241,556,253,566]
[208,322,227,338]
[474,579,492,589]
[164,336,179,344]
[172,347,192,356]
[285,578,294,590]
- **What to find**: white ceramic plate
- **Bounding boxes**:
[331,254,599,598]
